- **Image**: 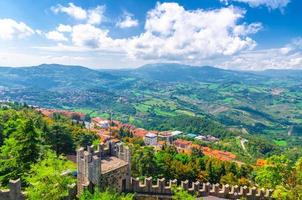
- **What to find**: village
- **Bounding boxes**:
[37,108,237,163]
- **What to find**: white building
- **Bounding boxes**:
[171,131,183,137]
[99,120,110,128]
[144,132,157,146]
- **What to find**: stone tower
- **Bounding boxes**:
[77,141,131,196]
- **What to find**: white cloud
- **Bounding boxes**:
[13,2,301,70]
[46,31,68,42]
[52,3,105,25]
[71,24,122,49]
[42,3,263,67]
[57,24,72,32]
[219,41,302,70]
[87,6,105,25]
[0,18,34,40]
[220,0,290,10]
[52,3,87,20]
[116,13,139,28]
[126,3,260,62]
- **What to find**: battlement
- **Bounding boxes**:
[0,179,25,200]
[129,177,273,200]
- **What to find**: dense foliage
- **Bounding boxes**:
[25,151,76,200]
[130,145,253,186]
[0,106,95,191]
[80,189,134,200]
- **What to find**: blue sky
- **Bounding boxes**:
[0,0,301,70]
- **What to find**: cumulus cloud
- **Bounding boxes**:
[45,3,262,65]
[71,24,122,50]
[87,6,105,25]
[126,3,260,62]
[220,0,290,10]
[116,12,139,28]
[219,38,302,70]
[46,31,68,42]
[57,24,72,32]
[0,18,34,40]
[52,3,105,25]
[52,3,87,20]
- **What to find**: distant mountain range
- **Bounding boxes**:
[1,63,300,89]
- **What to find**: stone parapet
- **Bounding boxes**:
[128,177,273,200]
[0,179,25,200]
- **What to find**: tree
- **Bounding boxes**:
[132,146,157,177]
[220,173,238,185]
[26,151,76,200]
[47,124,75,155]
[272,157,302,199]
[0,119,41,186]
[80,189,134,200]
[172,187,196,200]
[255,155,290,188]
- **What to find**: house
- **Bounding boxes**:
[92,117,110,129]
[132,128,148,138]
[195,135,219,142]
[195,135,207,141]
[144,132,157,146]
[201,147,236,161]
[37,108,85,121]
[158,131,174,144]
[171,131,183,137]
[174,139,192,149]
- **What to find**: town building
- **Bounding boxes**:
[158,131,174,144]
[195,135,219,142]
[91,117,110,129]
[132,128,148,138]
[144,132,158,146]
[171,130,183,137]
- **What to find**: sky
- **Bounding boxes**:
[0,0,301,70]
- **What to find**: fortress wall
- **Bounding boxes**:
[129,177,273,200]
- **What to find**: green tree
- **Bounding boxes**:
[220,173,238,185]
[131,146,157,177]
[172,187,196,200]
[0,119,41,186]
[80,189,134,200]
[47,124,75,155]
[26,151,76,200]
[272,157,302,199]
[255,155,291,188]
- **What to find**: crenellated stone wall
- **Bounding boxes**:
[129,177,273,200]
[0,179,25,200]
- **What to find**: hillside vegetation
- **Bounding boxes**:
[0,63,302,161]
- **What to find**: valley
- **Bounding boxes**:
[1,63,302,162]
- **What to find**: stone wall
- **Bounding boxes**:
[0,179,25,200]
[129,177,273,200]
[100,165,129,192]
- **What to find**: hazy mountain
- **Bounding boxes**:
[255,69,302,79]
[124,63,266,83]
[0,64,119,89]
[1,63,302,89]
